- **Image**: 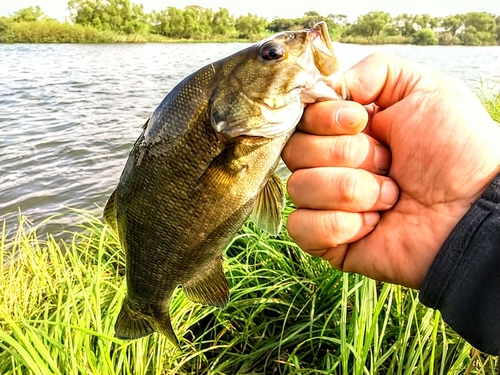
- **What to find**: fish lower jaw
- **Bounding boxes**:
[321,70,351,101]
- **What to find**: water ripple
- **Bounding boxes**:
[1,43,499,238]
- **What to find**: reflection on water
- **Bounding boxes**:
[1,43,499,237]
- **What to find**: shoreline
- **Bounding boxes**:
[1,21,499,46]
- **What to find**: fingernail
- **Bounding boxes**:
[374,143,391,174]
[364,212,380,227]
[335,106,362,129]
[381,180,399,206]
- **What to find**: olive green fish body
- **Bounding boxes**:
[104,22,346,344]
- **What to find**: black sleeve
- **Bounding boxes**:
[420,172,500,357]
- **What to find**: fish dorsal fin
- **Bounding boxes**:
[183,256,229,309]
[250,173,285,236]
[103,188,119,234]
[114,298,180,348]
[141,118,150,130]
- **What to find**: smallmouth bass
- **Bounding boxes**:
[104,22,348,345]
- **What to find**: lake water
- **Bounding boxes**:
[1,43,499,238]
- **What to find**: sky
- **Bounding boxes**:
[1,0,499,21]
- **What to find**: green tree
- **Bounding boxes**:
[212,7,235,36]
[325,14,349,38]
[393,13,416,37]
[297,12,337,32]
[167,7,185,37]
[412,28,438,45]
[349,11,392,37]
[266,18,297,33]
[460,25,482,45]
[496,15,500,43]
[460,12,497,45]
[181,6,212,38]
[68,0,149,34]
[413,14,434,29]
[235,13,267,38]
[441,14,464,35]
[438,31,461,45]
[266,13,340,38]
[10,6,47,22]
[328,14,348,26]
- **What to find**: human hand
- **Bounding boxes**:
[282,52,500,289]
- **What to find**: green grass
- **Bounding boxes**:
[480,88,500,124]
[1,205,497,375]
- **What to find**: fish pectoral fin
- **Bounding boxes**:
[103,188,119,234]
[114,299,155,340]
[114,299,180,348]
[250,173,285,236]
[195,145,244,197]
[183,256,230,308]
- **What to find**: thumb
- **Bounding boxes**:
[344,52,431,109]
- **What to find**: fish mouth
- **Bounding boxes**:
[307,21,351,100]
[308,22,335,56]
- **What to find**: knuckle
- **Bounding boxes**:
[286,172,300,201]
[345,135,369,167]
[281,137,295,166]
[285,210,300,238]
[338,170,378,208]
[321,213,342,247]
[320,211,359,248]
[328,135,369,168]
[338,171,363,204]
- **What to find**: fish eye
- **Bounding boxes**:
[260,42,286,61]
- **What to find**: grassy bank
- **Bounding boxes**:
[1,205,497,375]
[0,20,267,44]
[339,35,412,45]
[0,21,422,45]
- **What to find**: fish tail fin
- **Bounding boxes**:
[154,311,180,348]
[114,298,154,340]
[114,298,180,348]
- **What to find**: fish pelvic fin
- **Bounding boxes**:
[114,298,180,348]
[250,173,285,236]
[103,188,119,234]
[114,298,155,340]
[183,255,229,309]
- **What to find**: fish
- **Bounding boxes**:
[103,21,348,346]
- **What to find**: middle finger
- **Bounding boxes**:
[282,132,391,174]
[287,167,399,212]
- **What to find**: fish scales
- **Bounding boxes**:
[104,22,347,345]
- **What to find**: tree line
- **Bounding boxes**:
[1,1,499,45]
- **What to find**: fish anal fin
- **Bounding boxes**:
[154,310,180,348]
[103,188,119,234]
[250,173,285,236]
[183,256,229,309]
